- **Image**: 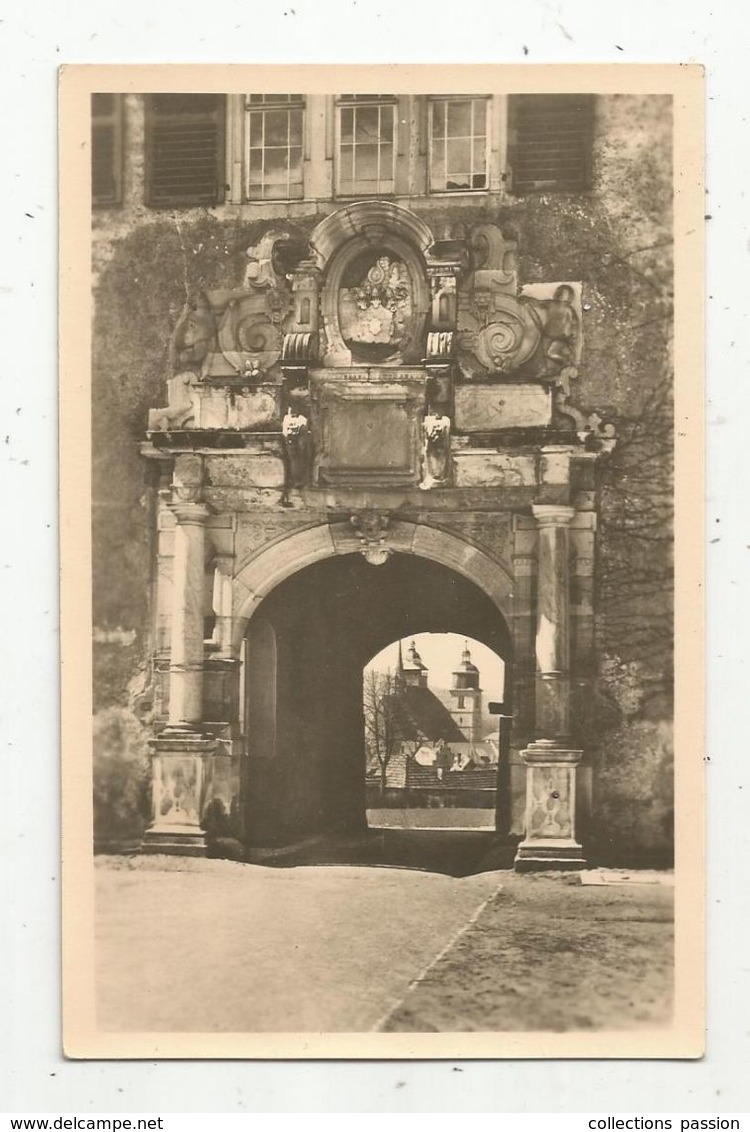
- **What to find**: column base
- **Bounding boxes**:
[514,837,586,872]
[142,826,208,857]
[143,732,216,858]
[516,742,586,872]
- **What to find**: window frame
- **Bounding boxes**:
[427,95,491,196]
[244,93,306,203]
[335,94,398,199]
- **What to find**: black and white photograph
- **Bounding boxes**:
[59,65,704,1058]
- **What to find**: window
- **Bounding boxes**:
[337,95,396,197]
[508,94,594,193]
[429,96,489,192]
[457,695,465,709]
[91,94,123,207]
[145,94,225,207]
[246,94,304,201]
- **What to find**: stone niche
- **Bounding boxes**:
[310,367,427,486]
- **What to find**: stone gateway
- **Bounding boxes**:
[91,92,675,870]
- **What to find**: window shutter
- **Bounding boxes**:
[508,94,594,193]
[146,94,226,208]
[91,94,123,207]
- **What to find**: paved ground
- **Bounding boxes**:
[96,856,502,1033]
[366,808,495,829]
[95,854,673,1034]
[381,871,674,1032]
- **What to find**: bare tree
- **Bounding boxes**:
[362,668,404,796]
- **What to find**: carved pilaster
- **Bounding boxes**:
[211,553,235,658]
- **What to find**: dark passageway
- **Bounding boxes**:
[243,551,511,851]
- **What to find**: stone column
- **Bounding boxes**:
[143,499,216,856]
[167,502,210,727]
[515,504,585,870]
[533,504,574,741]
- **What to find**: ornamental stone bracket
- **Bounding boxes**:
[552,390,618,453]
[281,331,318,388]
[349,510,392,565]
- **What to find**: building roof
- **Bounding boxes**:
[386,685,467,744]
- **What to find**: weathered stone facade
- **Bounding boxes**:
[92,92,674,866]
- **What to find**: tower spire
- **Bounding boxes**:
[395,638,406,691]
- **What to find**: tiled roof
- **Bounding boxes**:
[386,685,467,743]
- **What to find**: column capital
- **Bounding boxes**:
[531,504,576,528]
[169,500,211,526]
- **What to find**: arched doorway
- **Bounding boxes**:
[239,549,512,849]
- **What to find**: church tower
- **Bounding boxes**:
[399,639,429,688]
[449,642,482,743]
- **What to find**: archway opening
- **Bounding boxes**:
[241,550,511,853]
[364,633,505,831]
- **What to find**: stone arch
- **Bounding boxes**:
[309,200,436,267]
[231,519,514,655]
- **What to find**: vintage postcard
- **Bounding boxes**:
[60,63,704,1059]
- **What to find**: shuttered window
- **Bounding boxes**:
[145,94,225,208]
[508,94,594,193]
[91,94,123,207]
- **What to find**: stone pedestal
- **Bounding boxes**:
[143,733,216,855]
[515,742,585,870]
[515,503,586,870]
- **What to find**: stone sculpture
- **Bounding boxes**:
[350,511,392,566]
[281,408,311,487]
[169,293,216,378]
[147,372,195,432]
[419,413,451,490]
